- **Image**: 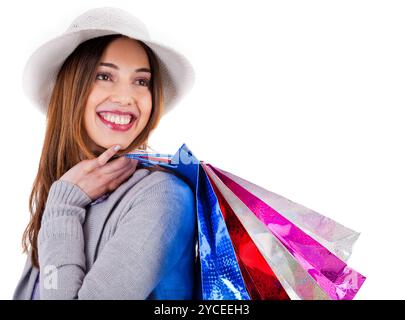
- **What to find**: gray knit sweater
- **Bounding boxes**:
[13,168,197,299]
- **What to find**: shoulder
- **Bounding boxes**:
[115,169,196,251]
[124,169,195,222]
[134,169,193,201]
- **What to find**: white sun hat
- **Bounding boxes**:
[22,6,195,115]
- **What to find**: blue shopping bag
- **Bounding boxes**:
[125,143,250,300]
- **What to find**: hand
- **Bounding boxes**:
[59,145,138,201]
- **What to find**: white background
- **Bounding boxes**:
[0,0,404,300]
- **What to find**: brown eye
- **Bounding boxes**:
[95,73,112,81]
[136,79,150,87]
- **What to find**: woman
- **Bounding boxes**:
[13,7,197,300]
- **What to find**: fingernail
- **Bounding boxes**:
[114,145,121,151]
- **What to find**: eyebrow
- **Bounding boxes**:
[99,62,151,74]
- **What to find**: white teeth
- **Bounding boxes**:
[99,112,132,125]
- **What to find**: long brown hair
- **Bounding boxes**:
[22,34,172,269]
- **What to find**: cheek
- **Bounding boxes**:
[83,103,93,127]
[138,96,153,124]
[83,90,101,131]
[84,88,105,119]
[86,87,103,111]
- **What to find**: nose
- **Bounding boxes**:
[109,93,136,106]
[108,83,136,106]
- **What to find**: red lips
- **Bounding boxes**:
[96,111,137,132]
[97,109,137,117]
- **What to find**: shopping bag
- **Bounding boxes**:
[202,162,330,300]
[124,143,366,300]
[206,164,366,300]
[126,144,250,300]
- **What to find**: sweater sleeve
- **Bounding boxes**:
[37,180,92,299]
[38,175,196,300]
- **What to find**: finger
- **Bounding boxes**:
[101,156,134,174]
[104,162,137,190]
[98,158,134,182]
[85,145,123,173]
[107,162,138,190]
[97,145,122,167]
[90,159,132,190]
[107,159,138,179]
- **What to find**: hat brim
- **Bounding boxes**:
[22,28,195,115]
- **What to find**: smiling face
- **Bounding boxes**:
[83,37,153,154]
